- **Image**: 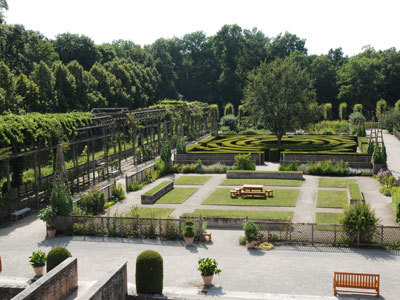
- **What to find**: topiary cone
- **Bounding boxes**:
[136,250,163,294]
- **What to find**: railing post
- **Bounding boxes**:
[199,215,203,239]
[120,216,123,238]
[159,218,162,239]
[101,217,104,237]
[334,224,337,246]
[178,219,182,237]
[289,223,292,243]
[357,231,360,247]
[380,225,384,246]
[311,224,314,246]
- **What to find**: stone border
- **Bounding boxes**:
[0,283,26,300]
[12,258,77,300]
[180,216,291,229]
[175,153,263,165]
[226,170,304,180]
[141,182,174,204]
[82,262,127,300]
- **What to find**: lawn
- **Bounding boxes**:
[123,207,174,218]
[315,212,344,224]
[174,176,211,185]
[144,181,171,195]
[156,188,198,204]
[220,179,302,187]
[317,190,348,208]
[202,188,299,207]
[348,183,362,200]
[318,178,356,188]
[315,212,344,231]
[182,209,293,220]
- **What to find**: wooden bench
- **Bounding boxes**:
[240,191,266,198]
[11,207,31,221]
[265,189,273,197]
[230,188,241,198]
[333,272,380,298]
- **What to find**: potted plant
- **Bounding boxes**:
[197,257,221,286]
[39,205,57,238]
[183,220,195,246]
[243,220,259,249]
[29,250,47,276]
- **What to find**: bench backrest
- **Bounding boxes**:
[334,272,379,288]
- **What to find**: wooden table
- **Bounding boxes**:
[242,185,263,192]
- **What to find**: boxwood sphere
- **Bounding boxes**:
[46,246,72,272]
[136,250,163,294]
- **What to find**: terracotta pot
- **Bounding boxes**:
[246,240,257,249]
[201,274,214,286]
[47,229,56,238]
[184,236,194,245]
[33,266,44,276]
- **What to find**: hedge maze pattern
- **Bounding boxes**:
[187,135,359,155]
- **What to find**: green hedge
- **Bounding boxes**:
[187,135,359,156]
[392,187,400,224]
[227,170,302,174]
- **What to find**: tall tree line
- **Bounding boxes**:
[1,21,400,117]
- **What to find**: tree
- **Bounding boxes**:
[0,0,7,24]
[322,103,332,120]
[266,32,307,61]
[0,60,15,111]
[376,98,387,120]
[53,33,100,70]
[53,62,76,112]
[15,73,40,112]
[243,57,316,144]
[31,61,56,112]
[339,102,347,120]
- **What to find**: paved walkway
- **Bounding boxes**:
[0,219,399,299]
[382,130,400,180]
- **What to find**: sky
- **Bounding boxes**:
[5,0,400,56]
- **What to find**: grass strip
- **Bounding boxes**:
[348,183,362,200]
[174,176,211,185]
[202,188,299,207]
[123,207,174,218]
[317,190,348,208]
[182,209,293,220]
[220,179,302,187]
[144,181,171,195]
[318,178,355,188]
[315,212,344,231]
[156,188,198,204]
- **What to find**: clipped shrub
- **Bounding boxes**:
[112,183,125,201]
[395,99,400,112]
[376,98,387,120]
[341,202,379,244]
[306,160,350,176]
[353,103,363,113]
[47,246,72,272]
[269,148,280,162]
[238,235,246,245]
[371,144,386,165]
[349,112,366,126]
[279,161,299,171]
[128,182,142,192]
[176,137,186,154]
[104,201,115,209]
[381,109,400,133]
[199,163,228,174]
[224,103,234,116]
[233,153,256,170]
[243,220,259,242]
[183,220,195,238]
[136,250,163,294]
[339,102,347,120]
[220,114,238,132]
[50,182,73,216]
[322,103,332,120]
[357,123,366,137]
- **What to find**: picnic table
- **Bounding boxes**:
[242,185,263,192]
[230,185,273,199]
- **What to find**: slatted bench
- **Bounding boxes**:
[240,191,266,198]
[334,272,380,298]
[11,207,31,221]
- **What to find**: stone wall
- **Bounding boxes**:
[226,170,304,180]
[282,153,372,169]
[0,283,26,300]
[141,182,174,204]
[175,153,263,165]
[11,258,77,300]
[82,262,127,300]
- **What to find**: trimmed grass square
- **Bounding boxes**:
[202,188,299,207]
[156,188,198,204]
[220,179,302,187]
[316,212,344,224]
[144,181,171,195]
[318,178,355,188]
[182,209,293,220]
[349,183,362,200]
[174,176,211,185]
[315,212,344,231]
[317,190,348,208]
[123,207,174,218]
